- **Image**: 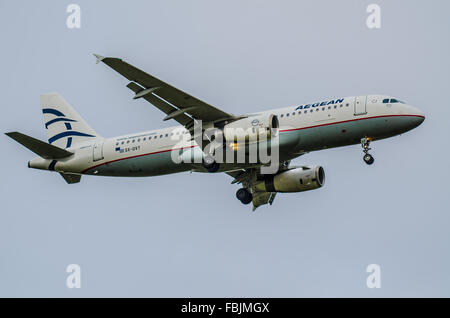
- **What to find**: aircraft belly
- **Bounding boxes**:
[79,117,414,177]
[292,116,410,152]
[93,150,190,177]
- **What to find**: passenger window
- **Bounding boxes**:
[137,138,141,142]
[292,112,295,116]
[121,141,124,145]
[280,114,284,117]
[316,108,319,112]
[310,109,313,113]
[322,107,325,111]
[304,110,307,114]
[160,135,163,138]
[165,134,168,137]
[334,105,337,109]
[346,103,349,107]
[340,104,343,107]
[286,113,289,117]
[127,140,130,144]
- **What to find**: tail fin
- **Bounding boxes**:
[40,93,99,149]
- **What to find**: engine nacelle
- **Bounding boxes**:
[254,166,325,193]
[223,114,279,142]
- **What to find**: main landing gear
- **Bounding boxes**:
[236,188,253,205]
[361,137,375,165]
[202,154,220,173]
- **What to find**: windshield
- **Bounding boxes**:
[383,98,405,104]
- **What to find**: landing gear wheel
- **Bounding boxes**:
[363,153,374,165]
[236,188,253,205]
[202,155,220,173]
[361,137,374,166]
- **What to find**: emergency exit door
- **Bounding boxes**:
[354,96,367,116]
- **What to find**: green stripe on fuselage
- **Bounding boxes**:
[87,116,417,177]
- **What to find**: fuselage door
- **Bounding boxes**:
[93,138,104,162]
[354,96,367,116]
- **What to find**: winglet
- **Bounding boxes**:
[93,53,105,64]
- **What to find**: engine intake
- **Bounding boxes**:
[254,166,325,193]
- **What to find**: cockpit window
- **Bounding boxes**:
[383,98,405,104]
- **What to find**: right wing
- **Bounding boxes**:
[94,54,235,128]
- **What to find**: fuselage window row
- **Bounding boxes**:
[280,103,350,118]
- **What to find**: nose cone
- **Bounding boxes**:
[409,115,425,130]
[402,105,425,131]
[414,115,425,126]
[409,105,425,127]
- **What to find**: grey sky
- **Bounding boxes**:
[0,0,449,297]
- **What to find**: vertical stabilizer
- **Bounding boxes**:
[40,93,99,149]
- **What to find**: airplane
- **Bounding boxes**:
[5,54,425,210]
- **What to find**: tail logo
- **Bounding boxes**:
[43,108,95,148]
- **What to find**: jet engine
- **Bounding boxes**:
[222,114,279,142]
[254,166,325,193]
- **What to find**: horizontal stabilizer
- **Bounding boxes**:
[59,172,81,184]
[5,132,73,159]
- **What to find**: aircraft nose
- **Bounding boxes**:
[408,105,425,128]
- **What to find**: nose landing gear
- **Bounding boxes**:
[361,137,375,165]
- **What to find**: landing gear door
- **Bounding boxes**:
[354,96,367,116]
[93,138,104,162]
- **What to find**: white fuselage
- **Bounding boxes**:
[28,95,425,176]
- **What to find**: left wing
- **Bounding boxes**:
[94,54,235,128]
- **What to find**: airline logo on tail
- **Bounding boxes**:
[43,108,95,148]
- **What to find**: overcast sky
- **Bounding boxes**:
[1,0,449,297]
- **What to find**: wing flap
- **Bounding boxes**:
[251,192,277,211]
[126,81,192,125]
